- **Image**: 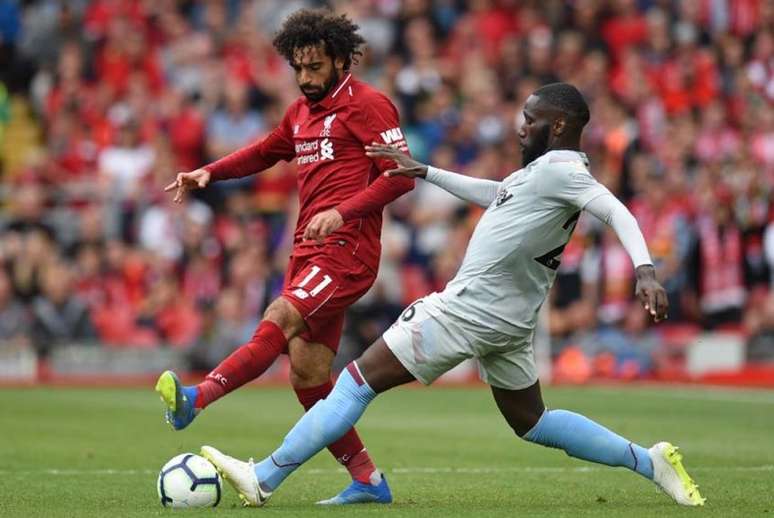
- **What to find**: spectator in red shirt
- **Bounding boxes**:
[694,102,741,164]
[95,18,163,98]
[689,185,747,328]
[601,0,648,64]
[137,276,201,348]
[160,89,205,172]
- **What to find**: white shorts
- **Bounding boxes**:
[382,293,538,390]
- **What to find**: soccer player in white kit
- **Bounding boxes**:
[199,83,705,508]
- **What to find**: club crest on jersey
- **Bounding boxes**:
[495,189,513,207]
[320,113,337,137]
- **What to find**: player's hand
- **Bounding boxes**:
[164,168,211,203]
[635,265,669,322]
[304,209,344,243]
[365,142,428,178]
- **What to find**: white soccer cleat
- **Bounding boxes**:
[649,442,706,506]
[200,445,272,507]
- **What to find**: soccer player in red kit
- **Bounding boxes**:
[154,9,413,505]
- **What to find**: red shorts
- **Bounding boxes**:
[282,243,376,351]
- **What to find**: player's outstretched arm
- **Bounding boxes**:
[366,143,501,208]
[164,122,296,203]
[166,107,298,203]
[583,193,668,321]
[365,143,429,178]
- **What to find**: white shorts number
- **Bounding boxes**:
[298,265,333,297]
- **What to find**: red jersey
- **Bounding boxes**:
[203,73,414,272]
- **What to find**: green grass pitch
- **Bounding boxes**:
[2,384,773,517]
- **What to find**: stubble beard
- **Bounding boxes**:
[302,68,341,102]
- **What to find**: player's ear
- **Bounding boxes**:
[553,117,566,137]
[333,56,345,71]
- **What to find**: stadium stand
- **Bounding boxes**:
[0,0,772,385]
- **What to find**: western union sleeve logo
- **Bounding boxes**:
[380,127,404,144]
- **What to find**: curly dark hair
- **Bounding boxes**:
[272,9,366,71]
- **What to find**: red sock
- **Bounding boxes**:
[195,321,287,408]
[295,381,378,485]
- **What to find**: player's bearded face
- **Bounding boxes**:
[520,123,550,167]
[519,95,551,167]
[293,45,341,103]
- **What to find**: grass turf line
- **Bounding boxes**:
[1,385,773,517]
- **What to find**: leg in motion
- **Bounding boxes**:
[492,382,704,506]
[156,297,305,430]
[288,337,387,504]
[203,338,415,506]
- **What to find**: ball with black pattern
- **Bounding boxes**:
[157,453,221,508]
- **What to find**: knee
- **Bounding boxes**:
[288,343,332,389]
[511,408,545,438]
[263,298,305,338]
[289,360,330,389]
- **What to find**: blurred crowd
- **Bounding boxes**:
[0,0,772,378]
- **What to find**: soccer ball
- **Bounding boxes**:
[157,453,222,508]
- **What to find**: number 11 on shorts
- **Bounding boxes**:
[298,266,332,297]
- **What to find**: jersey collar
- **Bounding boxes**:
[307,73,352,111]
[543,149,589,167]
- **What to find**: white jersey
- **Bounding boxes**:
[438,150,609,336]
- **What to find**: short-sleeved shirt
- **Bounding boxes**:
[440,150,610,336]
